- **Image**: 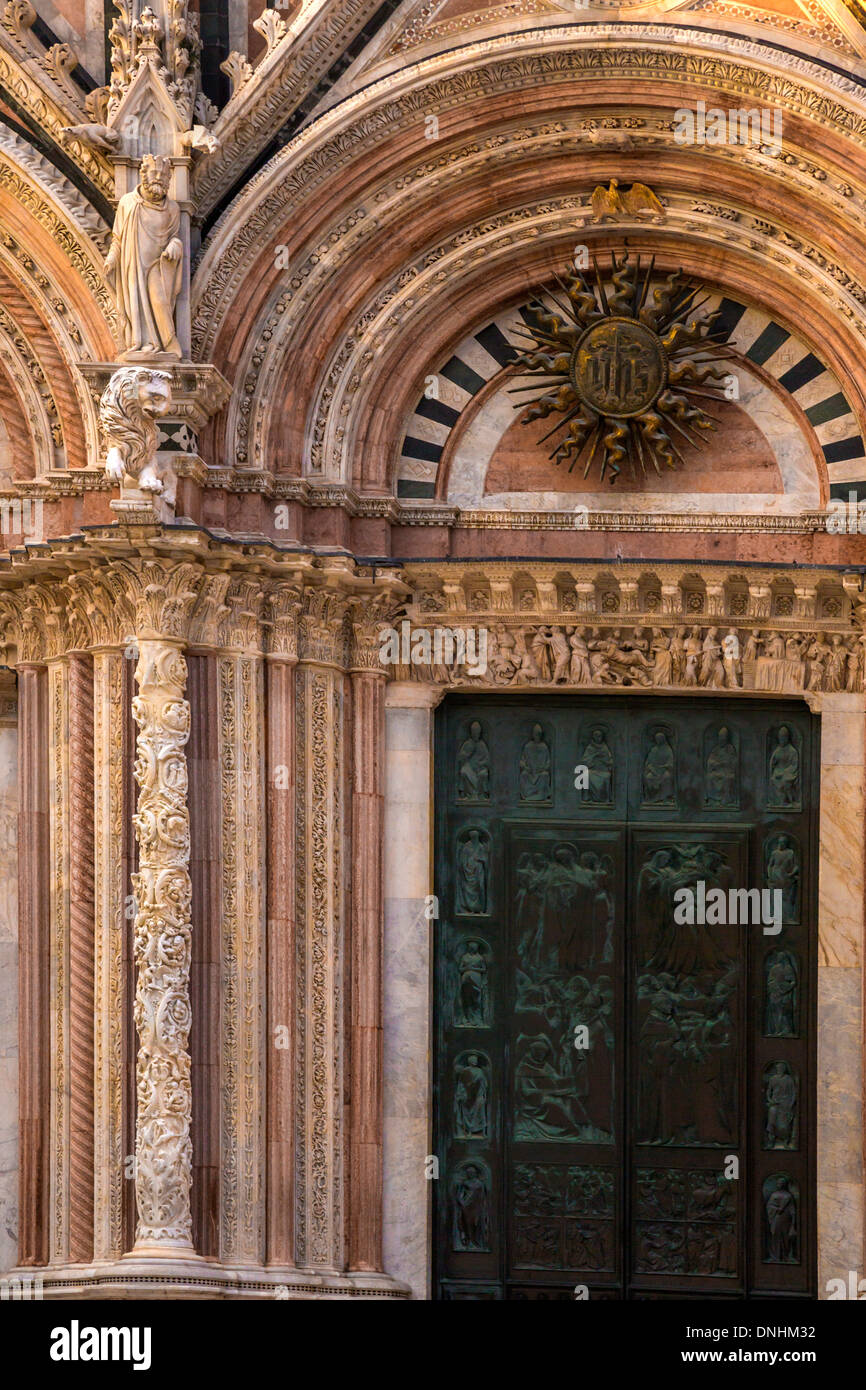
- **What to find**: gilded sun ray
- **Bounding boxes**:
[511,251,737,484]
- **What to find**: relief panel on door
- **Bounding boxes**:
[434,697,816,1301]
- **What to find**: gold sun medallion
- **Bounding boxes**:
[511,251,736,483]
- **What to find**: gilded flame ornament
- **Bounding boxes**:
[511,251,735,483]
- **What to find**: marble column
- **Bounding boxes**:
[130,639,195,1254]
[92,649,128,1261]
[348,665,387,1272]
[812,691,865,1294]
[264,594,298,1268]
[16,665,49,1267]
[382,682,442,1300]
[47,658,70,1265]
[0,673,18,1275]
[294,592,347,1271]
[187,653,220,1258]
[216,631,266,1266]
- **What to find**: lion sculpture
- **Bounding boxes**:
[99,367,176,505]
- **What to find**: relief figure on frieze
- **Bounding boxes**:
[454,938,490,1026]
[764,949,799,1037]
[642,728,676,805]
[577,726,614,804]
[454,1051,490,1139]
[704,725,739,808]
[456,827,490,914]
[451,1161,491,1252]
[764,1061,798,1150]
[765,834,800,925]
[763,1175,799,1264]
[767,724,801,809]
[519,723,552,802]
[457,720,490,800]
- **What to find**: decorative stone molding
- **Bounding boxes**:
[194,0,390,215]
[0,23,114,199]
[193,27,866,352]
[394,561,866,697]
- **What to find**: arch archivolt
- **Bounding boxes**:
[193,25,866,358]
[229,193,866,495]
[0,318,60,476]
[194,28,866,497]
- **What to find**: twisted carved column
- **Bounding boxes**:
[67,654,95,1263]
[16,664,50,1266]
[130,639,195,1253]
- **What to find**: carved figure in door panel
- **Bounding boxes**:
[703,725,739,808]
[515,841,614,973]
[453,938,491,1027]
[451,1161,491,1252]
[576,726,614,804]
[764,949,799,1037]
[765,834,800,925]
[514,1028,613,1144]
[763,1174,799,1264]
[767,724,801,809]
[454,1051,491,1138]
[638,843,734,975]
[642,727,676,805]
[764,1061,799,1150]
[456,827,490,914]
[518,723,552,802]
[636,968,737,1146]
[456,720,491,801]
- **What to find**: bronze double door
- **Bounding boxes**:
[434,696,817,1300]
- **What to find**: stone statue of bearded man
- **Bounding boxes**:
[105,154,183,360]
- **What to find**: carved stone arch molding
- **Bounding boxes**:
[0,153,119,485]
[287,210,866,500]
[190,29,866,490]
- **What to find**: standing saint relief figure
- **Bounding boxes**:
[105,154,184,360]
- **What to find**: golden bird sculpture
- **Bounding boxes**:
[590,180,665,224]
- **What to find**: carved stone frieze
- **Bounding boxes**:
[397,563,866,697]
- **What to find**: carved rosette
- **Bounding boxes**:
[130,639,194,1250]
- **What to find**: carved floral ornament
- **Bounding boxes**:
[0,544,863,697]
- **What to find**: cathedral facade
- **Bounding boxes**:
[0,0,864,1300]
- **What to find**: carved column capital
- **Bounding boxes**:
[264,582,302,660]
[298,588,350,668]
[348,594,403,674]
